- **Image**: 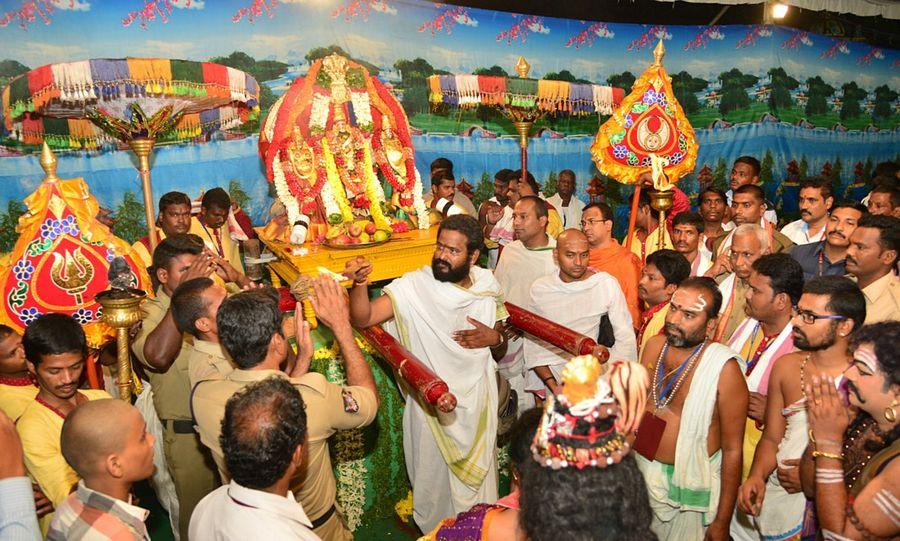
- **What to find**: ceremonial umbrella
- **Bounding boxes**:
[1,58,260,253]
[590,41,699,251]
[427,58,623,181]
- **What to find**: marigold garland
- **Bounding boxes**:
[363,145,391,230]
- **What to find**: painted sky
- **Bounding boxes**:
[0,0,897,91]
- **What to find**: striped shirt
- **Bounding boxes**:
[47,481,149,541]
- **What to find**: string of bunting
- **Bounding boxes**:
[1,58,260,149]
[427,74,623,115]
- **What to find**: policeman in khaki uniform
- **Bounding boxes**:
[192,279,379,541]
[168,277,235,388]
[132,234,235,541]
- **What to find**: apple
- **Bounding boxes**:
[364,222,377,235]
[348,236,361,244]
[335,234,352,244]
[373,230,389,242]
[359,233,370,243]
[348,223,363,237]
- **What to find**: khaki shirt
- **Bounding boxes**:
[861,272,900,324]
[191,369,377,524]
[131,288,194,421]
[187,339,234,389]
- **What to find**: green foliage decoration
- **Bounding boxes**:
[112,192,147,245]
[0,199,26,254]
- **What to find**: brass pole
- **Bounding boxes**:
[128,138,159,254]
[512,120,533,181]
[658,209,666,251]
[115,327,132,401]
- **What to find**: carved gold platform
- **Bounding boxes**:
[262,226,439,285]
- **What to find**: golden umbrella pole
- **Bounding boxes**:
[129,138,159,254]
[504,57,545,182]
[648,189,674,251]
[96,289,146,401]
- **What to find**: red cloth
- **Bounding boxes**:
[233,208,257,240]
[665,186,690,230]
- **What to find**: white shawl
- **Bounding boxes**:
[727,318,795,394]
[383,265,502,487]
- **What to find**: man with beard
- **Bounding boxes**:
[700,188,728,252]
[582,202,643,327]
[805,321,900,540]
[637,249,691,356]
[727,255,801,486]
[16,314,111,533]
[479,168,514,268]
[132,191,192,267]
[673,211,713,277]
[711,224,770,343]
[713,185,792,259]
[348,214,507,532]
[635,277,748,541]
[790,202,866,281]
[846,213,900,324]
[546,169,585,229]
[780,177,833,245]
[494,196,558,413]
[523,229,636,399]
[739,276,865,540]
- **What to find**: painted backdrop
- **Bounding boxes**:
[0,0,898,242]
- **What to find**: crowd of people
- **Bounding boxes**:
[0,155,898,541]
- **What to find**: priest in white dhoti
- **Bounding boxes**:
[728,254,802,541]
[635,278,748,540]
[347,215,507,533]
[494,196,558,413]
[524,230,636,397]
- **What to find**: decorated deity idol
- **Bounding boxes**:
[260,54,430,247]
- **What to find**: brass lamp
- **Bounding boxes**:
[95,288,146,401]
[648,189,675,251]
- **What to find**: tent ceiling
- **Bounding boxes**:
[447,0,899,48]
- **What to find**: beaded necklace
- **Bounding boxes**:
[651,340,707,411]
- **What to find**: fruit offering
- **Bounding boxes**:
[324,219,392,248]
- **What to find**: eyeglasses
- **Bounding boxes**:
[793,309,847,325]
[580,218,610,227]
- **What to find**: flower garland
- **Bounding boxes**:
[362,145,391,230]
[367,77,418,197]
[412,169,430,230]
[321,139,355,224]
[270,156,303,226]
[309,93,331,133]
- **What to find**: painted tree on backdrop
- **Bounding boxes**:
[840,82,868,121]
[473,172,494,207]
[671,71,707,114]
[113,192,146,245]
[228,180,250,210]
[799,156,809,178]
[805,76,835,117]
[712,157,728,192]
[543,171,558,197]
[718,68,758,116]
[768,67,800,112]
[394,57,445,116]
[873,85,898,120]
[0,199,25,253]
[607,72,636,93]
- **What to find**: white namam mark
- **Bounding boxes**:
[853,345,879,374]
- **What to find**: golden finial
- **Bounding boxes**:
[40,142,59,182]
[652,39,666,67]
[515,56,531,78]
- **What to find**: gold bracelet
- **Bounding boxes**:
[812,450,843,461]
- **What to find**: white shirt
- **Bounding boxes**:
[189,481,320,541]
[546,193,586,229]
[780,218,825,245]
